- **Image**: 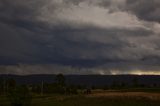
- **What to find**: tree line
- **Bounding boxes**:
[0,74,160,106]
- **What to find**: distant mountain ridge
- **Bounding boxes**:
[0,74,160,87]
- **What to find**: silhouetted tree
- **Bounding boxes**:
[7,85,32,106]
[0,78,3,95]
[111,80,119,89]
[132,77,139,87]
[54,74,66,94]
[7,78,16,89]
[55,73,65,86]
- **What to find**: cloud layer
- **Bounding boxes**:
[0,0,160,74]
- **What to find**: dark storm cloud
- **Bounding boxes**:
[126,0,160,22]
[0,0,160,74]
[0,0,49,31]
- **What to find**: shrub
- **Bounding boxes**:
[7,86,32,106]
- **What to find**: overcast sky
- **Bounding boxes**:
[0,0,160,75]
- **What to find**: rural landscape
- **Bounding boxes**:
[0,74,160,106]
[1,0,160,106]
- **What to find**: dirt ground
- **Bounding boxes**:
[87,91,160,101]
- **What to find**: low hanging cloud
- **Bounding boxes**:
[0,0,160,75]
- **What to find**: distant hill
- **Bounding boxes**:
[0,75,160,87]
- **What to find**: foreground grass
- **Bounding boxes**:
[32,91,160,106]
[1,91,160,106]
[32,95,160,106]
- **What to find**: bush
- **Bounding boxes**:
[7,86,32,106]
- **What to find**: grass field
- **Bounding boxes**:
[1,91,160,106]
